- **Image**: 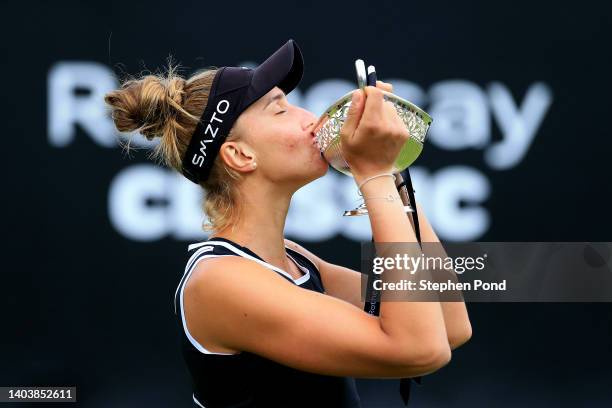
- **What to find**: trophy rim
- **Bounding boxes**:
[315,89,433,128]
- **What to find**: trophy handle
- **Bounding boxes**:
[394,172,411,207]
[394,170,422,243]
[355,59,367,89]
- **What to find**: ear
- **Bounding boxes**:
[218,141,257,174]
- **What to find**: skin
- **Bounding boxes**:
[183,81,472,379]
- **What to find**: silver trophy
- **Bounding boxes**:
[313,60,433,216]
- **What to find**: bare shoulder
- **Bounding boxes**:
[185,255,293,295]
[183,255,296,323]
[182,255,297,353]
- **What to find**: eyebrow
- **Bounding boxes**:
[263,91,285,111]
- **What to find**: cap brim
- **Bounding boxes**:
[250,39,304,97]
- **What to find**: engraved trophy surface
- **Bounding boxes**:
[313,60,433,216]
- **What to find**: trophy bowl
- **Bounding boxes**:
[313,90,433,177]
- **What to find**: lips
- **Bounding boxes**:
[312,136,320,149]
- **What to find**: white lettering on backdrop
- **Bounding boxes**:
[48,62,552,242]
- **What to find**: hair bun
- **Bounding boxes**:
[105,64,217,174]
[104,73,187,141]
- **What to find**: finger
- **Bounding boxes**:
[382,100,396,118]
[361,86,384,124]
[376,80,393,93]
[380,99,401,126]
[383,101,405,128]
[341,90,365,140]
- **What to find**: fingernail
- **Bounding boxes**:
[352,91,362,104]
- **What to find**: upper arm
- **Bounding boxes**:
[283,239,364,309]
[183,256,450,379]
[284,239,471,351]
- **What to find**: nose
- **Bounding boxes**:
[301,110,318,132]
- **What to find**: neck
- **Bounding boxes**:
[211,176,295,270]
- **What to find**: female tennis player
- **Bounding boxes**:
[105,39,471,408]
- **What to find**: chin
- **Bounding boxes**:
[286,151,329,186]
[293,161,328,187]
[310,160,329,182]
[311,152,329,173]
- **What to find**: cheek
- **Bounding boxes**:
[278,131,302,153]
[257,121,309,162]
[286,138,297,149]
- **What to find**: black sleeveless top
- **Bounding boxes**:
[174,237,362,408]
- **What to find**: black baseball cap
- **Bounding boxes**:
[181,39,304,184]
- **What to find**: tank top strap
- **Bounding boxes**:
[285,246,323,283]
[189,237,311,286]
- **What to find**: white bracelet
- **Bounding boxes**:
[357,173,396,196]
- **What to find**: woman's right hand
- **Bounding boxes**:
[339,81,411,181]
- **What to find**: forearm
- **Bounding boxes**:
[358,175,449,353]
[414,200,472,349]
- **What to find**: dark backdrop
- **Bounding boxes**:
[3,0,611,406]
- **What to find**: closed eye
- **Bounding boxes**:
[275,110,287,115]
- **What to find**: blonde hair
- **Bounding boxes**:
[104,64,243,234]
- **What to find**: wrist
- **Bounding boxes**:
[353,168,395,185]
[357,173,398,196]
